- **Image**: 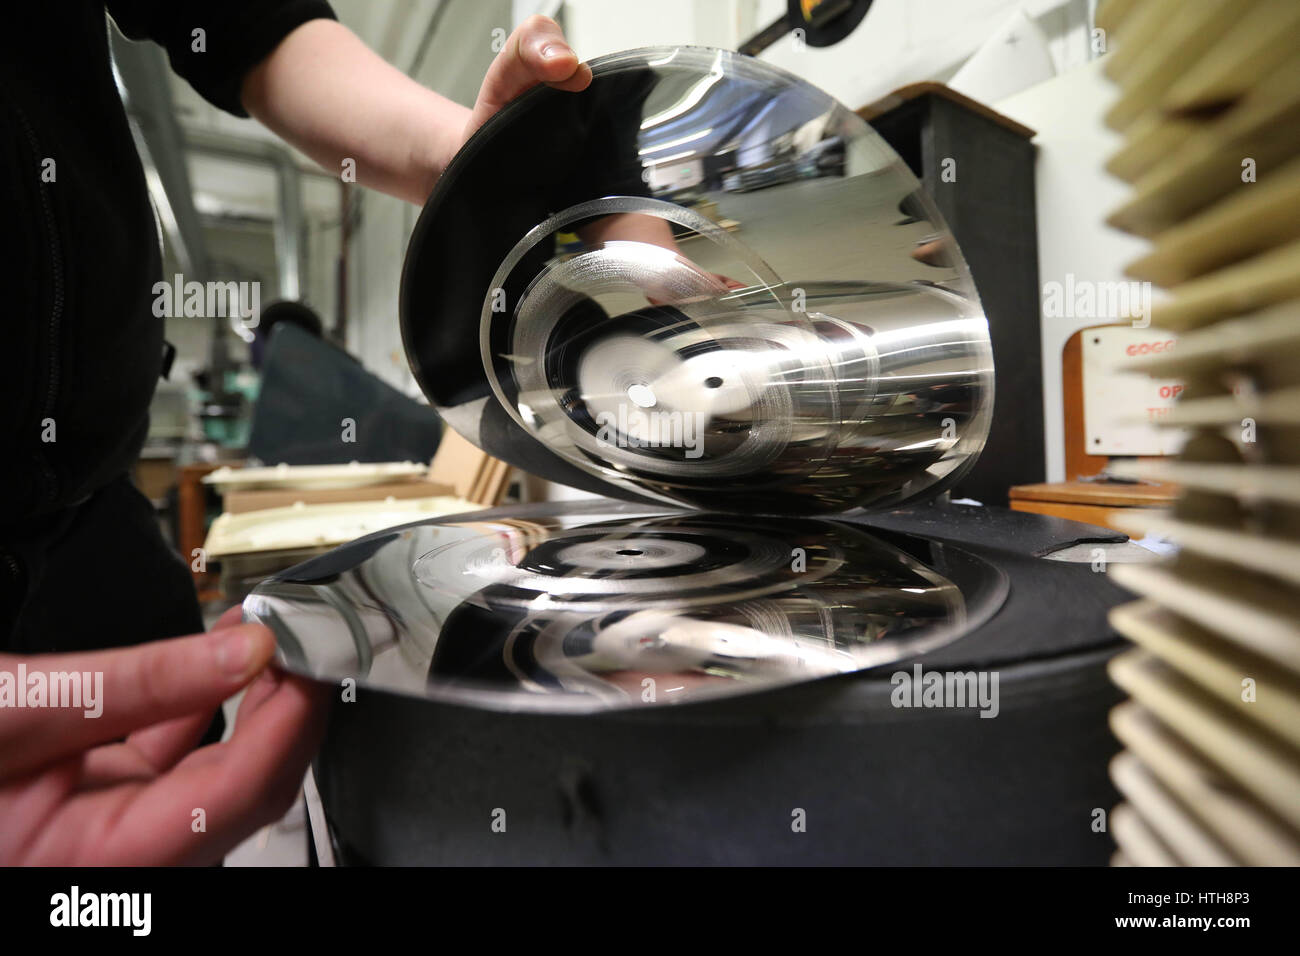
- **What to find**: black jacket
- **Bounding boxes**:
[1,1,334,529]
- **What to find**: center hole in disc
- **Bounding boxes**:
[704,376,724,389]
[627,384,656,408]
[616,549,643,556]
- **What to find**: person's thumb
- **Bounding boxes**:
[466,16,591,141]
[0,624,274,779]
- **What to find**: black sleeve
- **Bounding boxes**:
[106,0,338,117]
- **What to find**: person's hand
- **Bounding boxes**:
[0,610,328,865]
[456,15,593,158]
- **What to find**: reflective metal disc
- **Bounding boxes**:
[401,46,993,513]
[244,502,1007,713]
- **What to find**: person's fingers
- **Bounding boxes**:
[235,667,286,719]
[125,676,329,865]
[467,16,591,137]
[212,605,245,631]
[144,674,327,865]
[0,760,80,864]
[506,15,588,93]
[546,64,593,93]
[77,743,156,788]
[127,710,223,768]
[78,709,220,788]
[0,624,274,780]
[14,675,328,865]
[911,237,950,266]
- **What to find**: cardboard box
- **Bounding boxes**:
[222,478,455,514]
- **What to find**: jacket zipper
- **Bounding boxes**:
[0,547,23,641]
[15,107,64,503]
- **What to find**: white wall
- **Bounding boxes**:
[994,57,1152,482]
[563,0,750,58]
[754,0,1093,109]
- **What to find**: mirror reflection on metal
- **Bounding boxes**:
[401,46,993,514]
[243,503,1007,713]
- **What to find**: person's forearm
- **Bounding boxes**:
[242,19,469,205]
